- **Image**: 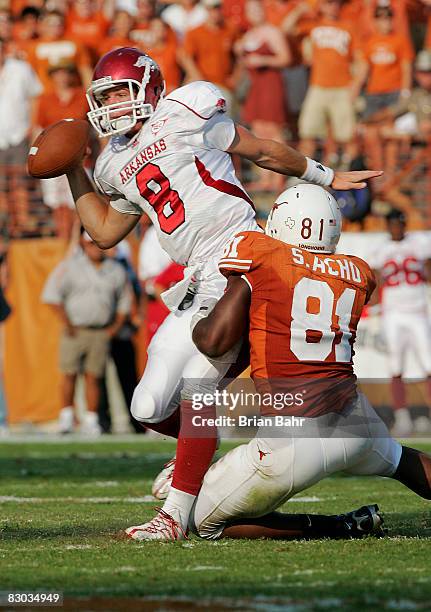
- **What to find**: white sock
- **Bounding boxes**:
[58,406,74,425]
[162,487,196,530]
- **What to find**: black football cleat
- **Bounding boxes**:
[337,504,385,538]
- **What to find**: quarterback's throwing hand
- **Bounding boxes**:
[332,170,383,191]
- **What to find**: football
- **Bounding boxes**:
[27,118,91,179]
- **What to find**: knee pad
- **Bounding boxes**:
[130,388,159,423]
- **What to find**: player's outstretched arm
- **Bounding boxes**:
[227,125,383,190]
[66,166,140,249]
[192,276,251,358]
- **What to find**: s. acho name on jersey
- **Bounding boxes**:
[290,246,363,284]
[219,231,376,418]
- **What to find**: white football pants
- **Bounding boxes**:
[382,311,431,377]
[191,393,402,539]
[130,259,235,424]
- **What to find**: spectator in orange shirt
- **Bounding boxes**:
[26,10,93,92]
[65,0,113,64]
[291,0,362,167]
[98,10,135,58]
[11,6,40,59]
[310,0,410,41]
[130,0,176,48]
[363,0,412,43]
[146,18,181,92]
[182,0,237,99]
[130,0,155,43]
[33,61,88,240]
[34,62,88,129]
[358,5,413,115]
[358,5,413,179]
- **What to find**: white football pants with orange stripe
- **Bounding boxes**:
[191,393,402,540]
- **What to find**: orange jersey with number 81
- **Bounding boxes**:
[218,231,376,416]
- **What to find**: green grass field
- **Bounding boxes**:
[1,438,430,611]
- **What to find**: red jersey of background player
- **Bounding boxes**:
[219,231,376,417]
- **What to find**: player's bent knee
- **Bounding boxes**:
[193,515,224,540]
[190,499,225,540]
[130,388,160,423]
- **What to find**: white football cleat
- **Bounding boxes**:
[152,457,175,500]
[57,407,74,434]
[125,508,187,541]
[414,415,431,434]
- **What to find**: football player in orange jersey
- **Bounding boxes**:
[178,184,431,541]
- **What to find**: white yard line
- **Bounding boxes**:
[189,566,226,571]
[0,495,155,503]
[289,496,327,503]
[0,435,177,443]
[0,494,334,504]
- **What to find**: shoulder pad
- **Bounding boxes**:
[164,81,227,120]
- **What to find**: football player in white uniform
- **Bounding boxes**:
[66,47,381,540]
[371,209,431,436]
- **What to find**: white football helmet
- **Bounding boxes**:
[265,184,342,253]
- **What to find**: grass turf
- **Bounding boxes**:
[0,439,430,611]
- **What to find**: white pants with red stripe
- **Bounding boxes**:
[191,393,402,540]
[130,258,235,424]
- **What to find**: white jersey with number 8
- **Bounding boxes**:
[93,81,259,266]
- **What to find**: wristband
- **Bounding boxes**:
[300,157,334,187]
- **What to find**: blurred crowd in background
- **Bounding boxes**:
[1,0,431,239]
[2,0,431,434]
